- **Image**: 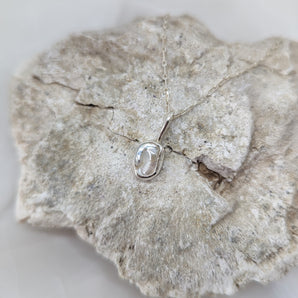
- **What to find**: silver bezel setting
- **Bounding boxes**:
[133,141,165,181]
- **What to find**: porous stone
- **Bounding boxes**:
[10,15,298,297]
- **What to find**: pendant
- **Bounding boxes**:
[133,116,172,181]
[134,141,164,180]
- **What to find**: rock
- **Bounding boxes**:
[10,15,298,297]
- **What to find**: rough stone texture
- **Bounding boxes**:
[10,15,298,297]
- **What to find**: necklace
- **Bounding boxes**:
[133,15,173,181]
[133,14,280,181]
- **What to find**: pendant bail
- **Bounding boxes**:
[157,114,173,142]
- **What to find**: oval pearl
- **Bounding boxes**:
[134,141,164,180]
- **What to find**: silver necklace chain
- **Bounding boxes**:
[161,14,170,114]
[159,15,281,123]
[133,15,172,180]
[133,14,281,181]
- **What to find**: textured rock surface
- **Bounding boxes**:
[10,15,298,297]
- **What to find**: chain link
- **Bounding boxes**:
[161,15,170,113]
[159,14,282,122]
[171,39,282,120]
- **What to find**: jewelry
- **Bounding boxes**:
[133,15,173,180]
[133,15,281,181]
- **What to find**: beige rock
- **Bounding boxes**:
[10,15,298,297]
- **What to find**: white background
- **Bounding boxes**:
[1,1,298,297]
